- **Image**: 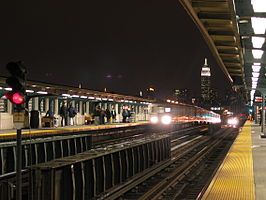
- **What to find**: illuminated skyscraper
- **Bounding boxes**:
[201,58,211,101]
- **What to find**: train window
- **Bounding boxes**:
[158,107,164,113]
[165,107,171,113]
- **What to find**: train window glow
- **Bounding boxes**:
[161,115,172,124]
[165,107,171,112]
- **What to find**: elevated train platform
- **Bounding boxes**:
[202,121,266,200]
[0,122,149,140]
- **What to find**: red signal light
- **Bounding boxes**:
[5,91,25,104]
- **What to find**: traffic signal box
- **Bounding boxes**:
[5,62,27,108]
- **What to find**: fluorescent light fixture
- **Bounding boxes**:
[252,65,261,72]
[252,77,259,82]
[252,36,265,48]
[96,97,101,100]
[251,0,266,12]
[252,84,257,89]
[253,62,261,65]
[0,87,2,90]
[26,90,34,93]
[5,88,12,91]
[80,96,87,99]
[88,96,95,99]
[102,98,107,101]
[252,49,264,59]
[62,94,71,97]
[108,99,114,101]
[252,72,260,78]
[239,20,249,24]
[37,91,48,94]
[72,95,79,98]
[251,17,266,34]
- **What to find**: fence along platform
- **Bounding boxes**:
[31,135,171,200]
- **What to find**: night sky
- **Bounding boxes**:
[0,0,232,99]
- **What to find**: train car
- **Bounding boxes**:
[149,102,221,125]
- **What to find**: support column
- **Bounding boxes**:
[33,97,39,110]
[86,101,90,114]
[261,94,266,137]
[7,101,12,114]
[79,101,83,114]
[54,99,59,115]
[45,98,49,112]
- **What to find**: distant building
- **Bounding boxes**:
[173,89,191,103]
[201,58,211,102]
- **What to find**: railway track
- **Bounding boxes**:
[0,124,204,200]
[96,127,237,200]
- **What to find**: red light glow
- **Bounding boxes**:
[12,93,24,104]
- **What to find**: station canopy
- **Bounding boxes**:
[179,0,266,105]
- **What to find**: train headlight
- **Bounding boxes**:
[161,115,172,125]
[227,117,239,126]
[150,116,159,123]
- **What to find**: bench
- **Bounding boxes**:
[85,116,94,125]
[41,117,54,127]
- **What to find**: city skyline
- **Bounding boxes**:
[0,0,232,99]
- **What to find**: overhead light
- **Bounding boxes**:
[252,77,259,82]
[4,88,12,91]
[251,17,266,34]
[80,96,87,99]
[252,72,260,78]
[88,96,95,99]
[26,90,34,93]
[252,65,261,72]
[239,20,249,24]
[252,36,265,48]
[72,95,79,98]
[37,91,48,94]
[251,0,266,12]
[241,36,250,39]
[252,81,258,85]
[252,49,264,59]
[62,94,71,97]
[252,83,257,88]
[253,62,261,65]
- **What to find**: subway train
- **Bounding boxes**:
[149,102,221,125]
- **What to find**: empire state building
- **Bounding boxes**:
[201,58,211,101]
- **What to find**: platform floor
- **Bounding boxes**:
[0,121,148,140]
[202,121,266,200]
